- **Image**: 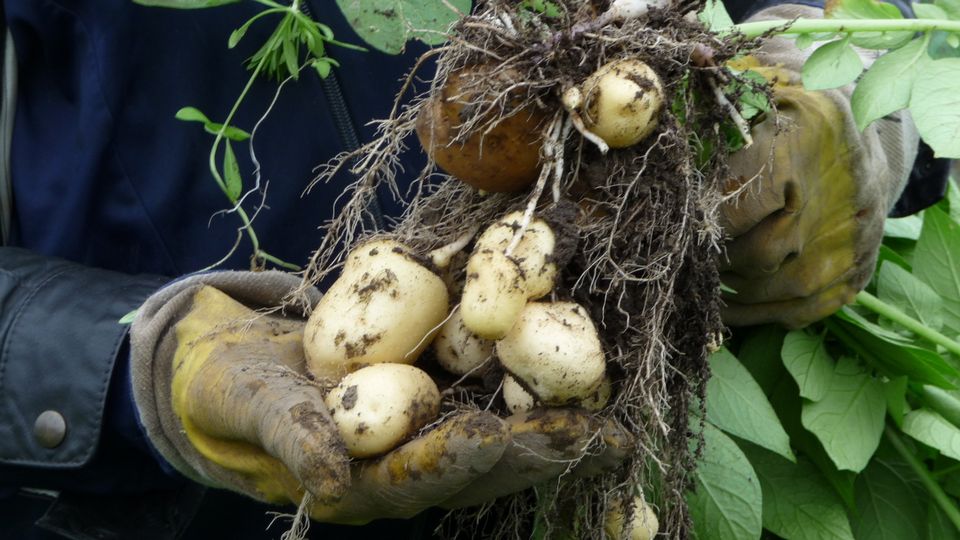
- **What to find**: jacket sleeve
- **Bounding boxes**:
[0,247,167,470]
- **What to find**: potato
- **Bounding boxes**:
[502,374,537,414]
[580,376,612,412]
[415,66,546,193]
[604,496,659,540]
[434,308,495,376]
[580,59,664,148]
[304,239,449,378]
[496,302,605,404]
[460,211,557,339]
[324,364,441,458]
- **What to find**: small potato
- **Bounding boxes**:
[580,376,612,412]
[605,496,659,540]
[496,302,605,404]
[434,308,495,376]
[461,212,557,339]
[502,374,537,414]
[416,66,546,193]
[325,364,441,458]
[581,59,664,148]
[304,239,449,379]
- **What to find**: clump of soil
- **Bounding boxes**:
[300,0,760,537]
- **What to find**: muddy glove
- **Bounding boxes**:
[130,272,630,524]
[719,5,919,328]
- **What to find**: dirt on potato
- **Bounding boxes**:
[296,0,761,537]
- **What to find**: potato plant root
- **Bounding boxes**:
[298,0,755,537]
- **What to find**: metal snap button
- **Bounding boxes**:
[34,410,67,449]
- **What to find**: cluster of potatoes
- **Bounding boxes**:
[301,210,608,459]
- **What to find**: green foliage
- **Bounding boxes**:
[334,0,471,54]
[687,423,763,540]
[801,38,864,90]
[706,347,795,461]
[695,186,960,537]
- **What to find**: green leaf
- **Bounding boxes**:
[782,330,835,401]
[914,206,960,332]
[824,0,913,49]
[929,30,960,60]
[876,244,912,273]
[884,376,909,427]
[313,59,332,78]
[687,423,763,540]
[851,37,930,131]
[883,213,924,240]
[223,141,242,203]
[802,38,864,91]
[910,58,960,158]
[174,106,211,124]
[936,0,960,20]
[737,325,789,395]
[203,122,251,142]
[520,0,562,17]
[707,348,795,461]
[851,453,929,540]
[726,69,771,120]
[133,0,241,7]
[928,499,960,540]
[119,309,138,325]
[915,3,951,19]
[740,445,854,540]
[699,0,734,32]
[947,178,960,224]
[832,311,958,388]
[335,0,470,54]
[902,408,960,460]
[795,33,814,49]
[800,357,886,472]
[877,261,944,332]
[282,37,299,79]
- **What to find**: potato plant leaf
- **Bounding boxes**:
[800,357,886,472]
[902,408,960,460]
[910,58,960,158]
[740,445,854,540]
[935,0,960,20]
[223,141,242,202]
[913,206,960,331]
[824,0,913,49]
[928,500,960,540]
[851,453,929,540]
[687,423,763,540]
[736,325,788,395]
[802,38,864,91]
[132,0,241,7]
[851,37,930,131]
[707,348,795,461]
[914,2,950,19]
[884,376,909,428]
[883,213,924,240]
[877,261,944,332]
[335,0,471,54]
[781,330,835,401]
[175,106,212,124]
[699,0,734,33]
[203,122,251,142]
[833,310,958,388]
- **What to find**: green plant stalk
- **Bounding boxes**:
[734,18,960,38]
[885,425,960,529]
[207,13,299,271]
[856,290,960,357]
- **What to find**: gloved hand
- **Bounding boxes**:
[130,272,630,525]
[719,5,918,328]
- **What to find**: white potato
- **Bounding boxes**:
[324,364,441,458]
[502,374,537,414]
[434,308,495,376]
[496,302,605,405]
[604,496,659,540]
[581,59,664,148]
[304,239,449,379]
[461,211,557,339]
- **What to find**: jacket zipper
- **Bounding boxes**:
[299,1,386,232]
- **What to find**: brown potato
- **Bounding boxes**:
[416,66,546,193]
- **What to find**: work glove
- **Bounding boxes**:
[130,272,630,525]
[719,5,919,328]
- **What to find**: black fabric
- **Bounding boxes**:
[0,247,166,468]
[890,142,951,217]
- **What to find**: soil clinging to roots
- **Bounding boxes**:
[300,1,760,537]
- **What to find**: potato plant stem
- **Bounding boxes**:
[884,425,960,530]
[734,18,960,38]
[855,290,960,357]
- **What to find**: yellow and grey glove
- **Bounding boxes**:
[130,272,629,525]
[719,5,919,328]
